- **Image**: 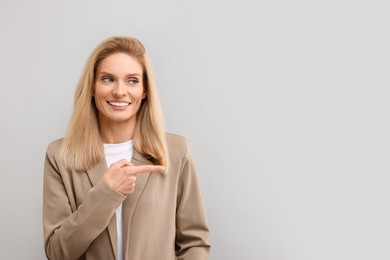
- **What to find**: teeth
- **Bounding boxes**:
[109,101,130,107]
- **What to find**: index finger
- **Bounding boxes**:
[126,165,165,175]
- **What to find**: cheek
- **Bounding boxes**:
[93,88,106,109]
[94,85,110,100]
[131,88,146,101]
[94,99,104,113]
[94,84,103,96]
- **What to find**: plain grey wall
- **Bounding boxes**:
[1,0,389,259]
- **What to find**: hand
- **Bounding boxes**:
[103,159,165,195]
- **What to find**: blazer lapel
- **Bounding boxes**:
[86,159,118,259]
[122,149,153,256]
[86,159,107,186]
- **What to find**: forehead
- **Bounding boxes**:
[96,53,143,74]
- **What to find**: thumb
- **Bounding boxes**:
[109,159,132,169]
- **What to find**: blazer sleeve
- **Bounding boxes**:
[175,142,211,260]
[43,143,125,260]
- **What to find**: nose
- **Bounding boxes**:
[112,81,126,97]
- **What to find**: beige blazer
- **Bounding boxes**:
[43,133,210,260]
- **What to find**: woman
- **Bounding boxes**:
[43,36,210,260]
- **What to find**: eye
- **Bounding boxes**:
[102,76,113,83]
[128,78,139,85]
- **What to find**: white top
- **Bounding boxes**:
[103,140,133,260]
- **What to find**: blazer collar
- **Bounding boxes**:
[86,149,154,258]
[122,149,154,256]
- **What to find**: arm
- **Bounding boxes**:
[175,142,211,260]
[43,145,125,260]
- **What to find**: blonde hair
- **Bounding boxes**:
[61,36,168,172]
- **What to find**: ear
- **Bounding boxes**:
[142,91,147,99]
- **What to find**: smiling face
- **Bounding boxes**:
[93,52,146,130]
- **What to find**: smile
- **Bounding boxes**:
[108,101,130,107]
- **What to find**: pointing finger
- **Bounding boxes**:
[126,165,165,175]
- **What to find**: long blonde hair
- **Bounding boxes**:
[61,36,168,172]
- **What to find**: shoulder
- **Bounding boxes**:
[165,133,195,165]
[166,132,187,147]
[166,133,188,156]
[46,138,64,157]
[165,133,195,176]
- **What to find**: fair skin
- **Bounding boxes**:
[94,52,164,195]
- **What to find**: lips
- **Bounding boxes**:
[107,101,130,107]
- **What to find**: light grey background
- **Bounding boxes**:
[1,0,389,259]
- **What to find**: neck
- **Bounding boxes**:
[98,118,136,144]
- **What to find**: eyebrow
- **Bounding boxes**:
[96,71,142,77]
